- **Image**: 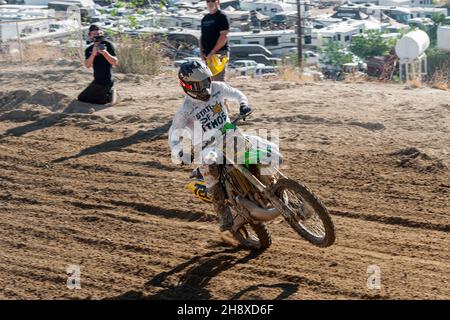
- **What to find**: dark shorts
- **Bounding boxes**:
[78,81,113,105]
[211,68,226,82]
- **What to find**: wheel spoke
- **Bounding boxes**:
[281,188,326,239]
[272,179,335,247]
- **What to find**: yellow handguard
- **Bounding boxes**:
[207,54,229,76]
[186,179,212,203]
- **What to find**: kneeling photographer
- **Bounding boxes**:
[78,25,118,105]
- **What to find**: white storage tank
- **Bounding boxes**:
[395,30,430,60]
[437,26,450,52]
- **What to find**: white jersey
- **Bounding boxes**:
[168,82,248,160]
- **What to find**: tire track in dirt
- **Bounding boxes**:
[1,68,449,299]
[330,209,450,233]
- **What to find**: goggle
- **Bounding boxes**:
[180,78,211,92]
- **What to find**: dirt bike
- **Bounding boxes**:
[186,112,335,250]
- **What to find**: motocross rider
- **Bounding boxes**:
[168,60,252,232]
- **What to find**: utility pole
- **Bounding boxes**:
[296,0,303,69]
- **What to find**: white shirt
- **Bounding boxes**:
[168,82,248,161]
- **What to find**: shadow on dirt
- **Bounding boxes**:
[144,160,181,172]
[230,283,299,300]
[108,248,272,300]
[0,113,68,137]
[52,121,171,163]
[107,200,215,223]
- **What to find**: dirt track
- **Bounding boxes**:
[0,60,449,299]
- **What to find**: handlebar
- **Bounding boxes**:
[232,110,253,126]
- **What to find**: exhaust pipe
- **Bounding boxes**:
[236,197,281,222]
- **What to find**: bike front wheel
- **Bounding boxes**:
[272,179,335,247]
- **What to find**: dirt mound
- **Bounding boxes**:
[63,100,112,114]
[0,89,115,125]
[389,147,447,173]
[0,89,70,114]
[28,90,71,112]
[0,108,50,122]
[0,90,31,111]
[54,59,82,68]
[113,115,146,124]
[118,74,144,84]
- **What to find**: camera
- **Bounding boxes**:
[97,43,106,51]
[94,35,104,43]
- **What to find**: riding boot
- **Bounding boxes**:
[208,183,233,232]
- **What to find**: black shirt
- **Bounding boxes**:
[201,10,230,55]
[85,40,116,86]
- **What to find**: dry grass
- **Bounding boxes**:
[279,67,315,83]
[407,77,424,89]
[0,41,81,63]
[1,35,166,76]
[343,72,368,83]
[429,68,449,91]
[115,35,166,76]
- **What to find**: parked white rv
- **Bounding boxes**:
[408,7,448,19]
[157,11,203,30]
[377,0,434,8]
[22,0,97,15]
[240,0,298,18]
[348,0,434,7]
[0,5,50,42]
[310,19,380,48]
[222,7,250,30]
[337,3,447,23]
[228,29,297,56]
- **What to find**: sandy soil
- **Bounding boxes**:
[0,60,449,300]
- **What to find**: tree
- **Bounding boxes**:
[319,41,354,68]
[349,30,397,60]
[423,13,450,46]
[426,46,450,75]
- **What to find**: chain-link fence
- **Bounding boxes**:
[0,6,85,64]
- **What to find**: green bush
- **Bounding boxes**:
[319,41,354,67]
[426,46,450,75]
[421,13,450,46]
[349,30,398,60]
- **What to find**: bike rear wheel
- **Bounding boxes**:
[272,179,335,247]
[230,222,272,250]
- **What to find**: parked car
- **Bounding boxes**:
[229,60,259,76]
[254,65,278,78]
[298,50,320,66]
[248,54,281,66]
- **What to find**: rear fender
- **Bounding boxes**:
[186,179,212,203]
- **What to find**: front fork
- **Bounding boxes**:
[225,164,290,230]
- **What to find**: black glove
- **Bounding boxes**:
[240,103,252,116]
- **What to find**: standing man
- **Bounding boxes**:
[201,0,230,82]
[78,24,118,105]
